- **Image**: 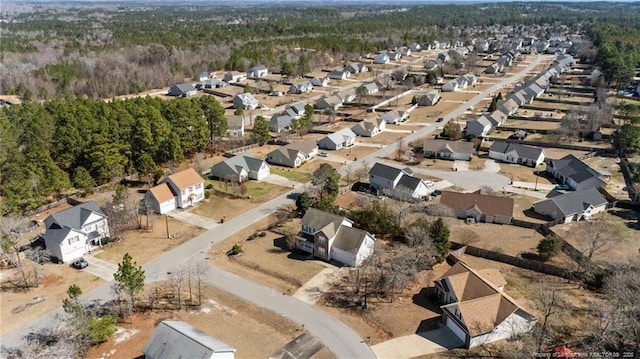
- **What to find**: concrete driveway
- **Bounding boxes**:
[453,160,470,171]
[482,159,501,173]
[263,174,302,188]
[83,254,117,281]
[293,266,343,305]
[168,211,218,230]
[371,327,463,359]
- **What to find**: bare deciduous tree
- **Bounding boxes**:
[0,216,30,287]
[577,218,624,261]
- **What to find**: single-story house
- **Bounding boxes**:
[434,261,537,348]
[398,47,412,57]
[369,162,430,200]
[297,208,375,267]
[352,118,386,137]
[489,142,545,167]
[442,79,461,92]
[464,116,493,138]
[316,95,344,111]
[328,69,351,80]
[247,65,268,78]
[198,71,211,82]
[487,110,508,126]
[269,114,293,133]
[462,73,478,86]
[497,98,519,116]
[484,63,503,74]
[223,71,247,83]
[439,190,514,224]
[388,51,401,61]
[233,93,259,110]
[318,128,357,150]
[373,52,390,64]
[43,201,110,263]
[425,59,443,71]
[416,90,440,106]
[533,188,608,223]
[380,110,408,124]
[210,155,270,183]
[546,154,607,190]
[346,62,368,74]
[143,321,236,359]
[409,43,422,52]
[310,77,330,87]
[168,83,197,97]
[196,79,227,89]
[266,139,318,168]
[362,82,379,95]
[289,81,313,94]
[423,140,474,161]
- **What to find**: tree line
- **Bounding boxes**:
[590,24,640,87]
[0,96,227,214]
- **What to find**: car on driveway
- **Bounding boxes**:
[554,184,572,191]
[431,189,441,197]
[425,180,434,187]
[318,152,329,157]
[71,257,89,269]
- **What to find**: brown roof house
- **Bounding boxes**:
[266,140,318,168]
[439,190,514,224]
[434,261,536,348]
[145,168,205,214]
[423,140,474,161]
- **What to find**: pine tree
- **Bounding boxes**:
[537,235,561,262]
[113,253,145,311]
[429,218,450,263]
[251,116,270,144]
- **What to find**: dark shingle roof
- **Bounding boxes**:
[396,174,422,193]
[549,155,602,185]
[489,142,544,161]
[332,226,370,255]
[538,188,608,217]
[369,163,404,181]
[143,321,235,359]
[49,201,106,230]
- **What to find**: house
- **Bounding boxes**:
[233,93,259,110]
[533,188,608,223]
[398,47,412,57]
[369,162,430,199]
[43,201,110,263]
[196,79,227,89]
[475,40,489,52]
[409,43,422,52]
[223,71,247,83]
[145,183,177,215]
[487,110,508,126]
[210,155,270,183]
[143,321,236,359]
[442,79,461,92]
[316,95,344,111]
[168,83,197,97]
[198,71,211,81]
[362,82,379,95]
[269,114,293,133]
[225,115,245,137]
[439,190,514,224]
[489,142,545,167]
[546,154,607,190]
[160,168,205,209]
[434,261,536,348]
[464,116,493,138]
[374,52,390,64]
[328,69,351,80]
[462,73,478,86]
[297,208,375,266]
[497,98,519,116]
[266,140,318,168]
[423,140,474,161]
[310,77,330,87]
[289,81,313,94]
[318,128,357,150]
[484,63,502,74]
[416,90,440,106]
[247,65,268,78]
[380,110,408,124]
[388,51,401,61]
[437,52,450,62]
[425,59,443,71]
[352,118,386,137]
[346,62,368,74]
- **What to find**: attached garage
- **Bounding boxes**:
[444,312,468,344]
[145,183,177,214]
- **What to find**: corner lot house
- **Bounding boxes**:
[297,208,375,267]
[43,201,109,263]
[352,118,386,137]
[143,320,236,359]
[168,83,197,97]
[546,154,607,190]
[210,155,270,183]
[266,140,318,168]
[440,190,514,224]
[369,162,430,199]
[318,128,356,150]
[533,188,608,223]
[434,261,537,348]
[423,140,474,161]
[146,168,205,214]
[489,142,545,167]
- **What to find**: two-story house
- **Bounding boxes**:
[369,162,431,199]
[146,168,205,214]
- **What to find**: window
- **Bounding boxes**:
[318,236,326,244]
[318,247,326,256]
[195,183,202,189]
[68,236,80,245]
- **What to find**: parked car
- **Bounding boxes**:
[71,258,89,269]
[554,184,571,191]
[268,91,284,97]
[318,152,329,157]
[436,117,444,122]
[431,189,441,196]
[424,180,434,187]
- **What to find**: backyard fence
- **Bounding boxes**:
[224,143,261,157]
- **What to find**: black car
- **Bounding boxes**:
[431,189,441,197]
[71,258,89,269]
[436,117,444,122]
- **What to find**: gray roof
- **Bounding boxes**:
[212,155,266,177]
[143,321,235,359]
[301,208,346,234]
[47,201,106,231]
[489,142,544,161]
[332,226,370,255]
[322,128,356,146]
[396,174,423,193]
[548,154,602,185]
[537,188,608,217]
[423,139,474,155]
[171,83,196,94]
[369,162,405,181]
[270,114,292,131]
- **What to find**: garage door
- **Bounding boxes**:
[446,315,468,343]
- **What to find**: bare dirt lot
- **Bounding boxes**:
[1,263,105,336]
[85,285,334,359]
[499,119,560,131]
[582,156,628,198]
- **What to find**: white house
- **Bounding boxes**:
[223,71,247,83]
[225,115,245,137]
[143,321,236,359]
[297,208,375,267]
[434,261,537,348]
[423,140,474,161]
[380,110,408,124]
[168,83,197,97]
[464,116,493,137]
[546,154,607,190]
[233,93,259,110]
[145,183,177,215]
[328,69,351,80]
[352,118,386,137]
[289,81,313,94]
[43,201,109,263]
[318,128,357,150]
[210,155,270,182]
[310,77,330,87]
[247,65,268,78]
[442,79,461,92]
[161,168,205,209]
[369,162,430,200]
[489,142,545,167]
[373,52,390,64]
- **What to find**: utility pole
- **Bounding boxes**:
[165,215,170,239]
[534,172,539,191]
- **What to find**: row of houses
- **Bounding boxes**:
[442,73,478,92]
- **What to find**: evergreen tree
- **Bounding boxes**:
[429,218,450,263]
[251,116,270,144]
[537,235,561,262]
[312,163,340,200]
[72,166,96,194]
[295,192,311,215]
[113,253,145,310]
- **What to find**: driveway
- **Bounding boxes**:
[453,160,470,172]
[482,159,501,173]
[293,266,343,305]
[83,254,118,281]
[168,211,218,230]
[263,174,303,188]
[371,327,463,359]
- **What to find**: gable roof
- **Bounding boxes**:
[166,168,203,189]
[440,190,514,217]
[143,320,235,359]
[215,155,266,176]
[301,208,348,235]
[548,154,603,185]
[353,118,383,133]
[323,128,356,145]
[47,201,106,230]
[369,162,405,181]
[332,226,371,255]
[171,83,196,94]
[285,139,318,155]
[226,115,244,130]
[396,174,423,193]
[489,142,544,161]
[423,140,474,155]
[536,187,608,217]
[149,183,175,203]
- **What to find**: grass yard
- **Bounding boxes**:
[207,179,290,202]
[94,217,204,264]
[271,167,313,183]
[1,262,105,336]
[85,285,335,359]
[208,216,326,294]
[497,162,550,183]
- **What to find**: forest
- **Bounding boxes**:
[0,96,226,214]
[2,2,640,99]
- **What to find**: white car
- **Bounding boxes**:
[424,181,434,187]
[318,152,329,157]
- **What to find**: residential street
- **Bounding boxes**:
[1,54,550,358]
